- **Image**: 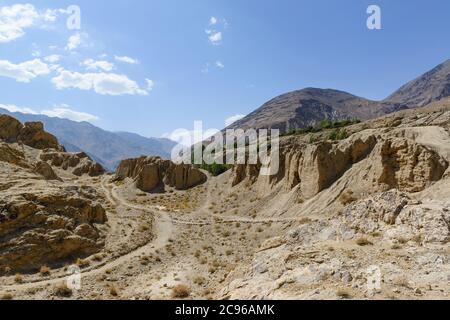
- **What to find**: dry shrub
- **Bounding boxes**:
[171,284,190,299]
[356,237,373,246]
[54,282,73,297]
[14,274,23,283]
[40,266,51,276]
[336,288,352,299]
[1,293,13,300]
[109,285,119,297]
[76,258,90,268]
[340,190,357,205]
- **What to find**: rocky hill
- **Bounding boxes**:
[385,59,450,107]
[228,60,450,133]
[0,115,107,273]
[0,109,176,171]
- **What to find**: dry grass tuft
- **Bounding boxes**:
[171,284,191,299]
[356,237,373,246]
[54,282,73,297]
[340,190,357,205]
[336,288,352,299]
[14,274,23,283]
[40,266,51,276]
[1,293,13,300]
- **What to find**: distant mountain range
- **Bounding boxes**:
[3,60,450,170]
[228,59,450,133]
[0,109,176,171]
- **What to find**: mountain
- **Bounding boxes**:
[228,59,450,133]
[385,59,450,107]
[0,109,176,171]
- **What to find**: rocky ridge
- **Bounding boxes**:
[114,156,207,192]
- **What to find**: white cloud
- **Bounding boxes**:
[209,17,218,25]
[0,103,38,114]
[0,4,66,43]
[208,31,222,45]
[0,4,39,43]
[41,105,99,122]
[65,33,81,51]
[225,114,246,127]
[82,59,114,72]
[0,103,98,123]
[114,55,139,64]
[216,61,225,69]
[44,54,62,63]
[206,17,227,45]
[163,128,219,147]
[0,58,50,82]
[51,69,149,96]
[145,79,154,91]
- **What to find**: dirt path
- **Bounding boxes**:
[107,177,306,225]
[0,178,173,292]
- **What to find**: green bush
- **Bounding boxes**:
[200,163,232,176]
[282,119,360,137]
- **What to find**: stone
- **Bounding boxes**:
[34,161,61,181]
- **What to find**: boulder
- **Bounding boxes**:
[34,161,61,181]
[18,122,60,150]
[0,115,23,142]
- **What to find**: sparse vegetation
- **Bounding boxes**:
[340,190,357,205]
[54,282,73,297]
[171,284,191,298]
[356,237,373,246]
[283,119,360,137]
[76,258,90,268]
[109,285,119,297]
[14,274,23,283]
[200,163,233,176]
[1,293,13,300]
[336,288,352,299]
[40,266,51,276]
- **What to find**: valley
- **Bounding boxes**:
[1,97,449,300]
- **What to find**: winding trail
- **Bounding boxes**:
[1,176,303,292]
[0,177,173,291]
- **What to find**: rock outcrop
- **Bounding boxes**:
[0,115,61,150]
[40,151,105,177]
[0,188,107,272]
[115,156,207,192]
[34,161,61,181]
[230,129,448,199]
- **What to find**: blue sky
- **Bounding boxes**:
[0,0,449,140]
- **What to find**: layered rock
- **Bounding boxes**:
[0,143,29,169]
[34,161,61,181]
[342,190,449,244]
[0,115,61,150]
[230,129,448,199]
[40,151,105,177]
[0,188,107,272]
[115,156,207,192]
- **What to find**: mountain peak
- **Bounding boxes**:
[385,59,450,107]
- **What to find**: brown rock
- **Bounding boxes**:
[18,122,60,150]
[115,156,207,192]
[41,151,105,177]
[34,161,61,181]
[0,115,23,142]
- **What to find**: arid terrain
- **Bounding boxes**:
[0,96,449,300]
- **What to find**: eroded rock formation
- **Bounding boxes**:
[0,187,107,272]
[40,151,105,177]
[115,156,207,192]
[0,115,61,150]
